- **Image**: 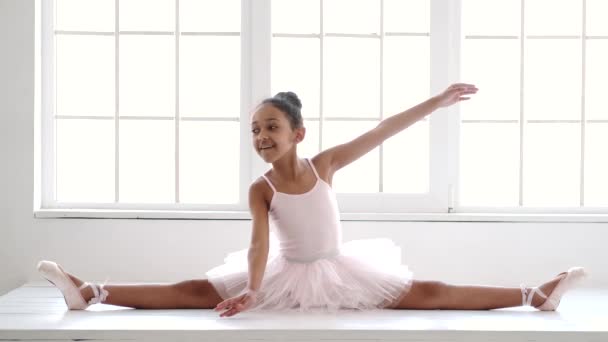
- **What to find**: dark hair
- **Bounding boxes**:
[261,91,303,130]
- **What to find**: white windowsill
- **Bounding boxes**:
[3,282,607,342]
[33,209,608,223]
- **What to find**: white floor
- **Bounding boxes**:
[0,281,607,342]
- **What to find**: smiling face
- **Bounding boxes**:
[250,103,305,163]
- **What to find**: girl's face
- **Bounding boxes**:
[250,104,305,163]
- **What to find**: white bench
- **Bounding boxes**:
[1,281,606,342]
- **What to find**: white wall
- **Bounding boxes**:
[1,0,607,296]
[1,0,36,295]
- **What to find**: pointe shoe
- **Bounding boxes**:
[520,266,588,311]
[37,260,109,310]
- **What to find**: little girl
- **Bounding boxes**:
[38,83,587,317]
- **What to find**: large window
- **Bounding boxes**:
[42,0,244,213]
[271,0,434,213]
[459,0,608,212]
[36,0,608,219]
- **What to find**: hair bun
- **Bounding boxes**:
[275,91,302,110]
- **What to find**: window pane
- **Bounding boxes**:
[384,0,429,33]
[181,0,240,32]
[462,0,520,36]
[459,122,519,206]
[586,40,608,120]
[322,121,379,193]
[56,119,115,202]
[525,0,581,36]
[383,120,429,193]
[55,0,114,32]
[299,120,320,159]
[56,35,114,116]
[323,0,379,34]
[120,35,175,117]
[324,37,379,118]
[180,36,240,117]
[523,123,580,207]
[461,38,519,120]
[585,123,608,206]
[180,121,239,204]
[524,39,581,120]
[587,0,608,36]
[383,36,429,117]
[272,0,319,34]
[119,0,174,31]
[272,37,320,119]
[119,120,174,203]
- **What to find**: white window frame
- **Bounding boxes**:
[33,0,608,222]
[454,0,608,217]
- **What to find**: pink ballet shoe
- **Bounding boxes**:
[37,260,109,310]
[520,266,588,311]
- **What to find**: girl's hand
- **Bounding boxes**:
[214,289,258,317]
[434,83,478,108]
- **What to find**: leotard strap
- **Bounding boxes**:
[261,175,276,193]
[305,158,320,180]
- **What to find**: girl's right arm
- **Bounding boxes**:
[246,179,270,292]
[215,180,269,317]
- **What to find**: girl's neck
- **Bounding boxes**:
[270,154,307,183]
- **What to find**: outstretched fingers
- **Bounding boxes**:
[220,305,242,317]
[453,86,478,101]
[214,299,230,311]
[449,83,476,89]
[215,297,239,312]
[214,293,254,317]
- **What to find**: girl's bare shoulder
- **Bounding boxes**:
[250,176,273,208]
[310,153,334,186]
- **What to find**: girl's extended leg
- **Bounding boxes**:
[64,271,223,309]
[394,273,565,310]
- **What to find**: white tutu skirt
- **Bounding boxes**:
[206,236,414,313]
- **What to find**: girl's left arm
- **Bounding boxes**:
[321,83,477,173]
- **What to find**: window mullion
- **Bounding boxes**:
[175,0,180,203]
[447,0,462,213]
[246,0,272,187]
[429,0,459,212]
[319,0,324,156]
[519,0,525,206]
[114,0,120,203]
[42,0,56,207]
[580,0,587,206]
[379,0,384,193]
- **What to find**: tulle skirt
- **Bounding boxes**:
[206,235,414,313]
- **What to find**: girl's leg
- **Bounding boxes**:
[64,272,224,309]
[393,273,566,310]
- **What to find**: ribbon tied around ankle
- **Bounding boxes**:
[87,277,110,305]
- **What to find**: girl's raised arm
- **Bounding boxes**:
[319,83,477,174]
